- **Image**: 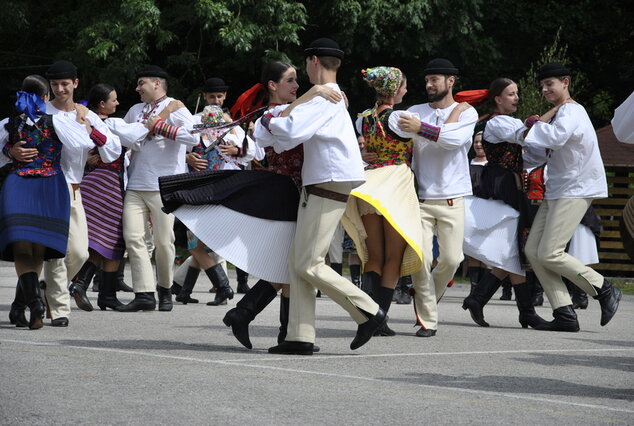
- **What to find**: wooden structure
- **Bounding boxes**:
[592,125,634,277]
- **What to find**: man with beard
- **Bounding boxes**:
[397,58,477,337]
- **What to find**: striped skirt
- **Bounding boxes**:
[80,168,125,260]
[0,172,70,261]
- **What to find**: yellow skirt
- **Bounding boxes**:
[341,164,423,276]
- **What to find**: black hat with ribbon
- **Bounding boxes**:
[423,58,459,76]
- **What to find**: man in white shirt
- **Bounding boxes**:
[523,62,621,331]
[397,58,478,337]
[255,38,386,355]
[42,60,121,326]
[114,65,199,312]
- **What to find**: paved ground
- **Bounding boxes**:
[1,260,632,425]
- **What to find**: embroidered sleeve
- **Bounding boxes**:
[152,119,181,140]
[89,127,107,147]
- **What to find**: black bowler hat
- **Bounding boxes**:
[537,62,571,81]
[137,65,169,79]
[304,38,344,60]
[202,77,229,92]
[45,60,78,80]
[423,58,459,76]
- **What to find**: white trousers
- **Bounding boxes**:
[412,198,465,330]
[287,182,379,344]
[123,190,175,292]
[525,198,603,309]
[43,184,89,319]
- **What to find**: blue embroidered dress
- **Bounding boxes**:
[0,114,71,261]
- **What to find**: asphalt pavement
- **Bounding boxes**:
[1,261,632,425]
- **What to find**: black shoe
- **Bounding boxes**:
[374,320,396,336]
[350,308,386,350]
[514,282,549,329]
[171,282,183,295]
[416,328,437,337]
[51,317,69,327]
[205,265,234,306]
[116,293,156,312]
[69,281,94,312]
[157,286,173,311]
[9,309,28,327]
[223,307,254,349]
[97,271,123,311]
[593,280,622,326]
[268,341,314,355]
[535,305,580,332]
[117,280,134,293]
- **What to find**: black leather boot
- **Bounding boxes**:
[372,285,396,336]
[9,279,28,327]
[535,305,580,332]
[527,271,543,306]
[116,292,156,312]
[97,271,123,311]
[20,272,45,329]
[395,275,412,304]
[176,266,200,304]
[268,340,314,355]
[278,295,289,344]
[91,269,100,292]
[593,279,622,326]
[350,264,361,287]
[68,261,97,312]
[513,282,549,329]
[206,264,234,306]
[462,271,502,327]
[360,271,381,296]
[499,276,512,300]
[157,286,173,311]
[331,262,343,276]
[564,278,589,310]
[236,268,250,294]
[116,261,133,292]
[171,282,183,295]
[223,280,278,349]
[467,266,481,298]
[350,307,386,350]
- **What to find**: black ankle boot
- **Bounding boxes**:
[206,264,234,306]
[157,286,173,311]
[20,272,45,330]
[350,307,386,350]
[513,282,549,329]
[97,271,123,311]
[9,279,28,327]
[223,280,278,349]
[278,295,290,344]
[372,285,396,336]
[116,292,156,312]
[176,266,200,304]
[565,278,589,310]
[593,279,622,326]
[361,271,381,296]
[69,261,97,311]
[527,271,543,306]
[116,261,133,292]
[499,276,512,300]
[236,268,250,294]
[462,271,502,327]
[535,305,580,332]
[395,275,412,304]
[350,264,361,287]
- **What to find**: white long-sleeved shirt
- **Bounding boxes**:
[46,102,122,184]
[254,83,365,187]
[483,115,548,169]
[392,102,477,199]
[524,103,607,200]
[122,97,198,191]
[0,115,96,167]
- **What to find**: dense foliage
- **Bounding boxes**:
[1,0,632,125]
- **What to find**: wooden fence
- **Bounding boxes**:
[591,166,634,277]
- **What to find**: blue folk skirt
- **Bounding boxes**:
[0,172,70,261]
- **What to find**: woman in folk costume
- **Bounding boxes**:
[458,78,549,329]
[340,66,423,336]
[0,75,94,328]
[68,83,161,311]
[159,61,339,350]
